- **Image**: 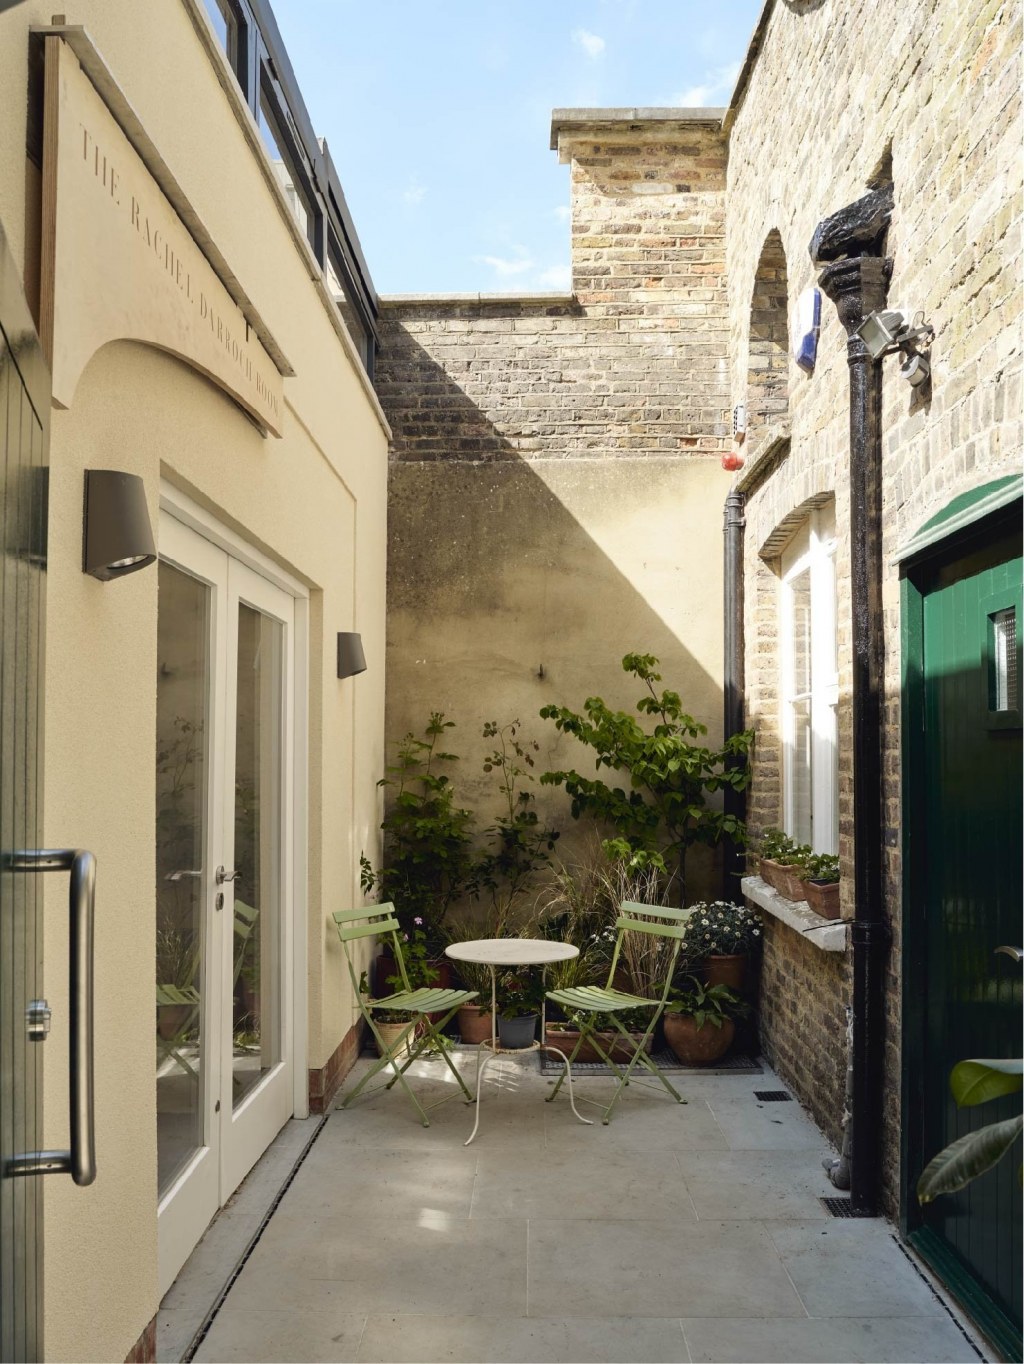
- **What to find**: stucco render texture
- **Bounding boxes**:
[0,3,389,1359]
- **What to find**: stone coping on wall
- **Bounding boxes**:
[550,106,727,148]
[380,292,577,307]
[741,875,848,952]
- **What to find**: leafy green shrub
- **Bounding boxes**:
[539,653,753,904]
[476,719,559,913]
[360,713,476,942]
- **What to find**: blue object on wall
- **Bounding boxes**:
[793,286,821,373]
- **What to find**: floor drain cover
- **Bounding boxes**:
[753,1090,792,1102]
[820,1197,875,1218]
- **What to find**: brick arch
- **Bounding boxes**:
[747,231,790,439]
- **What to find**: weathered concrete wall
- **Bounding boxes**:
[726,0,1022,1214]
[386,457,726,900]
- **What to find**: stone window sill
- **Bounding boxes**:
[741,876,848,953]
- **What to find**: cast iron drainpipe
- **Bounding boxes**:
[812,187,894,1216]
[722,488,747,896]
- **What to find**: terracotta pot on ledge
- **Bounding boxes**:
[802,879,841,919]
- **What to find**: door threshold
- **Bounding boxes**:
[156,1114,328,1363]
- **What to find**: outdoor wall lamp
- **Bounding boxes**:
[82,470,156,581]
[856,307,935,386]
[337,631,367,679]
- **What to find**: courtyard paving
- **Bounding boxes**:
[184,1049,985,1363]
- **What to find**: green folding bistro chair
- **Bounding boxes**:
[156,898,259,1088]
[333,904,479,1126]
[545,901,692,1125]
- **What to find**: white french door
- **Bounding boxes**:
[155,512,298,1293]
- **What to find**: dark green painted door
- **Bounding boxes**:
[918,540,1022,1341]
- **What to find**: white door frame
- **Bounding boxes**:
[157,487,309,1294]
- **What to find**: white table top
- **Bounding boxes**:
[445,938,578,968]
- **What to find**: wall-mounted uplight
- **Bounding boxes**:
[856,307,935,386]
[83,470,156,581]
[337,632,367,679]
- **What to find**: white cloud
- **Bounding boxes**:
[553,205,572,223]
[475,250,535,277]
[572,28,606,60]
[402,177,427,207]
[671,60,741,107]
[537,263,572,290]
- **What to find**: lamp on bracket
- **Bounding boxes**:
[337,632,367,679]
[856,307,935,387]
[82,470,156,581]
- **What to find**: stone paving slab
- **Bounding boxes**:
[186,1051,989,1364]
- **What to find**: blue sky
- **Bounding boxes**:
[272,2,763,296]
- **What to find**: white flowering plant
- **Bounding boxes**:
[682,901,762,957]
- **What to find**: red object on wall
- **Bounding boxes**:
[721,451,745,471]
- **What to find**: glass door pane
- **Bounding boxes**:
[231,603,283,1107]
[155,562,210,1194]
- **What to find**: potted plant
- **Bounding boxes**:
[357,972,413,1058]
[801,851,840,918]
[757,829,812,901]
[681,900,762,992]
[663,976,749,1065]
[496,969,545,1049]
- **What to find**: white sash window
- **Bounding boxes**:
[780,505,838,853]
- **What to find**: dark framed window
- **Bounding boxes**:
[195,0,379,378]
[202,0,246,86]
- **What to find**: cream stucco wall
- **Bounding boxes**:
[0,3,388,1360]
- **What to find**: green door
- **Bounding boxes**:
[903,520,1022,1358]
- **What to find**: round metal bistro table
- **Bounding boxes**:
[444,938,594,1145]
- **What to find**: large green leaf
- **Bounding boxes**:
[950,1058,1023,1108]
[917,1114,1024,1204]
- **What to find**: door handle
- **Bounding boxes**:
[3,849,96,1186]
[215,866,241,885]
[164,868,203,882]
[995,946,1024,963]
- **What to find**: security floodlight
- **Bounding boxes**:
[857,309,909,360]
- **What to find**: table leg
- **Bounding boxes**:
[539,1046,594,1128]
[463,966,498,1147]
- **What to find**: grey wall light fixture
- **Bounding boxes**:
[83,469,156,581]
[337,632,367,679]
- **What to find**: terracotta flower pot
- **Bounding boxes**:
[663,1013,735,1065]
[759,858,803,901]
[543,1027,653,1065]
[457,1002,494,1044]
[703,954,747,993]
[803,878,840,919]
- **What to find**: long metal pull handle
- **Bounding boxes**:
[3,849,96,1185]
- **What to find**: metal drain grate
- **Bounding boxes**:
[753,1089,792,1102]
[820,1197,876,1218]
